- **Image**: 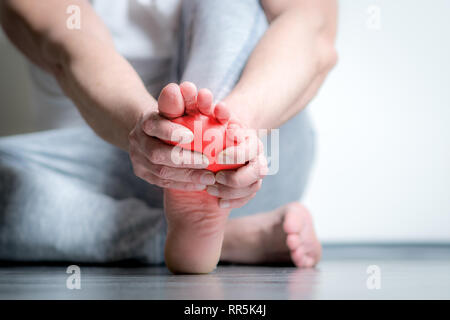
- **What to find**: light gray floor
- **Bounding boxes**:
[0,245,449,300]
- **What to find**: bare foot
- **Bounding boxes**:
[158,82,232,274]
[221,202,322,268]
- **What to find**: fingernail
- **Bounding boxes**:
[215,172,226,184]
[200,173,215,185]
[206,185,219,196]
[219,200,230,209]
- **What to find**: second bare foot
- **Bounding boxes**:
[221,202,322,268]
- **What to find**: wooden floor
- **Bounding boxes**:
[0,245,449,300]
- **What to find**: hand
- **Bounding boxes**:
[206,117,268,209]
[128,111,217,191]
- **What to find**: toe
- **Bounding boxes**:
[301,256,316,268]
[214,102,231,124]
[197,88,214,116]
[282,203,303,234]
[290,246,305,268]
[158,83,185,119]
[286,234,302,251]
[180,82,198,114]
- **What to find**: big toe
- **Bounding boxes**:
[158,83,185,119]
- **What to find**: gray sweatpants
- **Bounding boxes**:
[0,0,315,264]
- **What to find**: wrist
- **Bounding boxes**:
[124,97,158,145]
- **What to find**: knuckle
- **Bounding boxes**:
[184,169,195,181]
[156,165,170,179]
[144,118,155,133]
[128,129,137,144]
[149,150,164,164]
[143,114,161,136]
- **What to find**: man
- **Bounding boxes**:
[0,0,337,273]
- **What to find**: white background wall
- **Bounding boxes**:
[1,1,449,242]
[303,0,450,242]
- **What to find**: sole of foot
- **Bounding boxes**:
[158,83,233,274]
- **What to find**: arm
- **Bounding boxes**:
[0,0,213,191]
[0,0,153,149]
[223,0,338,129]
[208,0,337,205]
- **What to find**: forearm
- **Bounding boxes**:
[0,0,156,150]
[56,37,157,150]
[224,0,338,130]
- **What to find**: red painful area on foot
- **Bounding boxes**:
[165,113,244,173]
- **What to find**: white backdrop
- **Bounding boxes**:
[1,1,449,242]
[303,0,450,242]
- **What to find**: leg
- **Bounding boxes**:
[0,127,166,264]
[173,0,319,267]
[157,0,269,273]
[173,0,268,101]
[220,112,320,268]
[173,0,315,214]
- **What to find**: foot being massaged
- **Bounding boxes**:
[0,0,337,273]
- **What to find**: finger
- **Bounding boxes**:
[206,179,262,200]
[214,101,231,124]
[142,137,210,169]
[215,154,267,188]
[143,172,207,191]
[131,144,215,184]
[148,164,216,185]
[158,83,184,119]
[143,113,193,143]
[218,193,257,209]
[180,81,198,114]
[217,133,263,165]
[197,88,214,116]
